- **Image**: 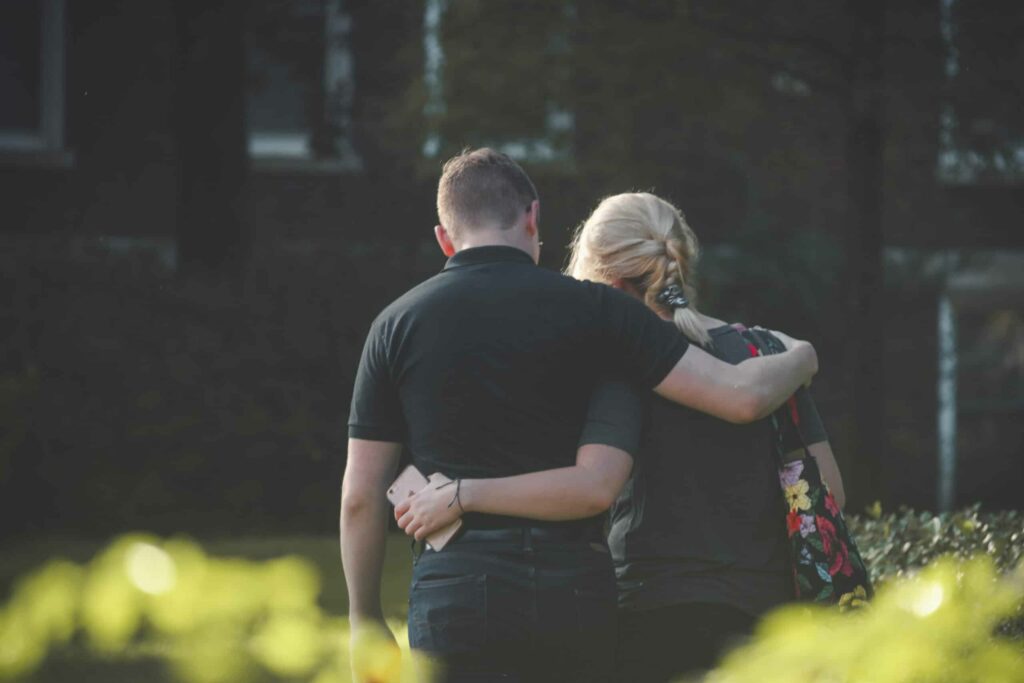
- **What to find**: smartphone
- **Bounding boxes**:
[386,464,462,551]
[386,463,430,505]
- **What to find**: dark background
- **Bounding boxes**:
[1,0,1022,540]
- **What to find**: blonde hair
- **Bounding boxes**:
[566,192,711,346]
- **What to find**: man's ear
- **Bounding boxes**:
[434,224,456,257]
[524,199,540,238]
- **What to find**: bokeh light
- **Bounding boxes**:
[898,580,945,617]
[126,542,178,595]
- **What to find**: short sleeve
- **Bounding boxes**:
[578,379,646,457]
[780,387,829,452]
[587,282,690,389]
[347,318,407,442]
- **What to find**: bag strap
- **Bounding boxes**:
[732,324,811,460]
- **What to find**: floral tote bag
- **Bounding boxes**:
[737,325,874,608]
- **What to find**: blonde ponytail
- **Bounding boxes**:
[567,193,711,346]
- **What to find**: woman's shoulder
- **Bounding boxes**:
[723,324,794,358]
[712,321,779,337]
[703,319,744,342]
[703,321,774,362]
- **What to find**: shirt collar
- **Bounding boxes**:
[443,245,535,271]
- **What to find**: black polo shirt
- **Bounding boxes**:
[348,246,689,526]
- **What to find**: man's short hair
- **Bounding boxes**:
[437,148,539,237]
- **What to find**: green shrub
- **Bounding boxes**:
[0,534,431,683]
[1,507,1021,682]
[705,556,1023,683]
[849,504,1024,584]
[701,506,1024,682]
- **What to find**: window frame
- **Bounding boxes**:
[420,0,576,165]
[0,0,72,167]
[246,0,361,173]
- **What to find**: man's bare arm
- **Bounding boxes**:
[654,334,818,424]
[340,438,402,627]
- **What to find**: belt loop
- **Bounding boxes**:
[410,538,425,563]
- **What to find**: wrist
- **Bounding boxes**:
[459,479,478,513]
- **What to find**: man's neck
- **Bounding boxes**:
[455,234,533,261]
[456,231,518,250]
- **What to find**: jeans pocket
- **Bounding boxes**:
[409,574,487,654]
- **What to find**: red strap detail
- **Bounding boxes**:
[738,323,801,429]
[732,323,760,358]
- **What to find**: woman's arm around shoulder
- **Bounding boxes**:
[395,379,644,541]
[395,444,634,541]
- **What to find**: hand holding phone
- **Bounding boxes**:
[387,465,462,551]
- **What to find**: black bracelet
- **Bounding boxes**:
[436,477,465,514]
[451,478,465,514]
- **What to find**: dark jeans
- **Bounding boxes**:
[616,602,757,683]
[408,527,617,683]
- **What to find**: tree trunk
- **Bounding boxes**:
[173,0,248,275]
[845,0,886,508]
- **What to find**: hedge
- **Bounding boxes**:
[1,505,1022,682]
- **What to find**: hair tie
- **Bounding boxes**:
[657,283,689,310]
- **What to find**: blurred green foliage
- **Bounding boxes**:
[703,504,1024,683]
[706,556,1024,683]
[2,506,1022,682]
[0,534,430,683]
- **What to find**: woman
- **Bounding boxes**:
[397,192,845,682]
[566,192,845,681]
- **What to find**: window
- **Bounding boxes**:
[422,0,575,163]
[0,0,68,161]
[955,261,1024,413]
[245,0,360,170]
[946,252,1024,510]
[937,0,1024,184]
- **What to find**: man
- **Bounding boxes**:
[342,148,817,682]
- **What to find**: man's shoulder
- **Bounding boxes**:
[402,265,610,301]
[370,268,619,330]
[366,275,444,332]
[387,273,445,309]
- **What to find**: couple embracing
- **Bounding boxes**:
[341,147,844,682]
